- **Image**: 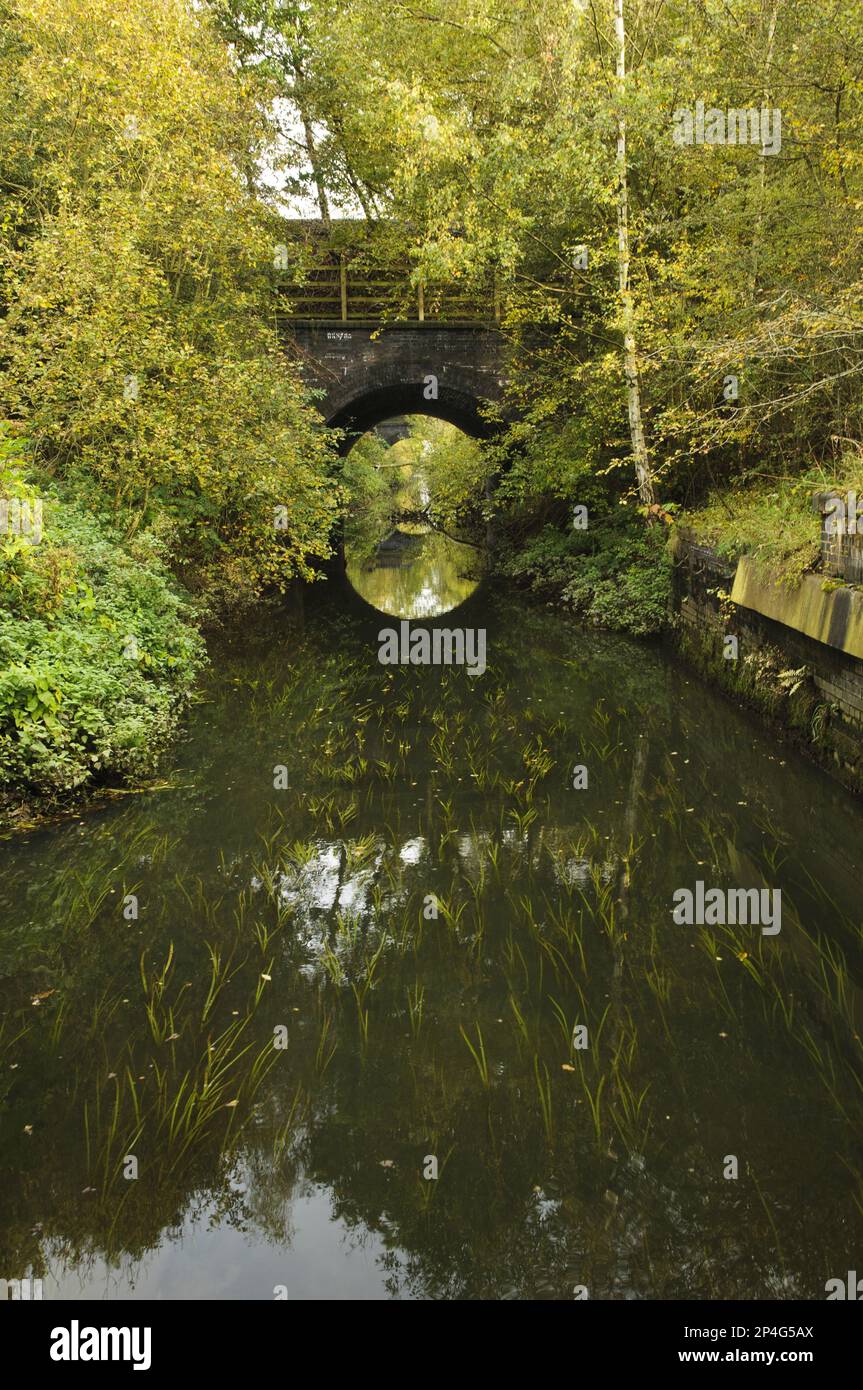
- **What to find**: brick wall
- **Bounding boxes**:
[813,490,863,585]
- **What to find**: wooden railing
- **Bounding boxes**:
[274,219,593,328]
[276,242,500,326]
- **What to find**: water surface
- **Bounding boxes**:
[1,578,862,1300]
[345,526,481,618]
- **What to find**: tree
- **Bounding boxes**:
[612,0,656,507]
[0,0,342,600]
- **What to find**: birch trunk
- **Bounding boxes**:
[751,0,779,293]
[613,0,656,508]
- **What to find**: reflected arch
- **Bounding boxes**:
[340,410,487,619]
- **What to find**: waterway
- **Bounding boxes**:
[1,569,861,1299]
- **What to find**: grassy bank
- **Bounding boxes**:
[677,458,863,588]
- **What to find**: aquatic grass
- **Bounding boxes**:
[200,942,243,1024]
[407,981,425,1038]
[436,896,467,932]
[645,965,673,1012]
[48,997,66,1046]
[609,1064,651,1152]
[361,934,387,990]
[592,874,622,942]
[320,942,346,986]
[522,736,555,782]
[696,928,737,1016]
[352,983,370,1047]
[273,1082,306,1160]
[153,1017,275,1173]
[253,961,274,1009]
[573,986,612,1051]
[542,895,587,973]
[315,1009,338,1074]
[64,870,118,933]
[257,812,287,861]
[585,733,624,763]
[500,775,526,798]
[502,933,531,990]
[460,1022,490,1087]
[252,859,282,900]
[83,986,128,1042]
[534,1055,554,1143]
[13,588,863,1291]
[396,906,415,954]
[768,974,795,1031]
[466,747,490,791]
[253,906,290,956]
[793,1022,858,1124]
[508,806,539,837]
[579,1068,607,1145]
[430,728,456,774]
[535,933,577,985]
[345,832,380,870]
[306,792,337,831]
[335,908,362,947]
[0,1015,32,1059]
[509,992,530,1048]
[282,839,319,869]
[812,934,854,1027]
[586,700,624,762]
[145,831,180,868]
[335,798,359,831]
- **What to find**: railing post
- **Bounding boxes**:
[417,278,424,323]
[340,257,348,322]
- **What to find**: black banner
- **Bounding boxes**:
[4,1299,856,1375]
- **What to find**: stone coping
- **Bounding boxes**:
[730,557,863,660]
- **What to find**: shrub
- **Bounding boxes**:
[0,462,205,815]
[499,512,672,637]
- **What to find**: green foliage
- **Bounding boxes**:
[405,417,489,536]
[267,0,863,501]
[341,416,490,558]
[341,430,404,563]
[500,512,672,637]
[4,0,863,809]
[0,454,205,813]
[0,0,342,599]
[676,627,821,745]
[680,486,819,588]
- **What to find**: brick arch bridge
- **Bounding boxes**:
[285,323,508,450]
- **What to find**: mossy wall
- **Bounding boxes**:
[669,536,863,794]
[731,559,863,661]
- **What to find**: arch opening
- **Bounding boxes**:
[328,381,495,454]
[341,414,488,620]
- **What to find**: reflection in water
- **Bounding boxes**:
[1,585,862,1300]
[346,526,482,618]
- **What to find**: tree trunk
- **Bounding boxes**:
[751,0,779,291]
[613,0,656,508]
[289,54,332,229]
[300,110,331,229]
